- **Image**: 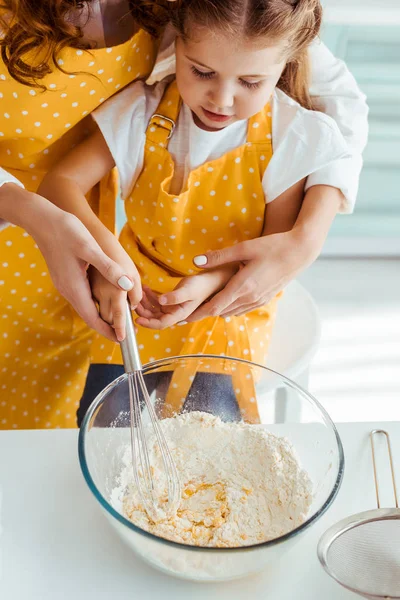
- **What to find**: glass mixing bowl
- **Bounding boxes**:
[79,355,344,582]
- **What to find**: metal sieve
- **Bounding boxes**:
[318,429,400,599]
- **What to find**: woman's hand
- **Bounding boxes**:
[190,185,342,320]
[33,206,139,342]
[190,230,312,320]
[0,183,139,340]
[135,266,236,329]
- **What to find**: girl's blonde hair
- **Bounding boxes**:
[134,0,322,109]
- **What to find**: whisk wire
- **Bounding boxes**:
[121,303,181,518]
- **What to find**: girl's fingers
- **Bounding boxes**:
[135,303,152,318]
[141,290,159,312]
[136,316,166,330]
[99,296,113,325]
[71,286,116,341]
[136,303,189,330]
[143,286,162,306]
[111,293,128,342]
[159,286,192,306]
[135,303,163,319]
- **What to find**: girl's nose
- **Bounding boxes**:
[209,83,234,111]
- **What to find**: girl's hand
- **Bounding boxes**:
[88,267,130,342]
[135,266,236,330]
[190,230,311,320]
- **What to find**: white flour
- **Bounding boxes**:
[111,412,313,548]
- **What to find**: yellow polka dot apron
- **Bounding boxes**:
[92,80,279,423]
[0,28,158,429]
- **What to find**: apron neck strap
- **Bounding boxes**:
[146,79,182,149]
[247,100,273,144]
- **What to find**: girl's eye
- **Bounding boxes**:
[191,65,214,80]
[240,79,262,90]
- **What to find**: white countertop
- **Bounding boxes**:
[0,422,399,599]
[322,0,400,25]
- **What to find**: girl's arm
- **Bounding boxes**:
[262,178,305,236]
[38,127,142,310]
[39,128,116,252]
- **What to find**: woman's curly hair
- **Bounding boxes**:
[0,0,167,88]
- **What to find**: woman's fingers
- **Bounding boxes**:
[188,267,254,320]
[73,221,135,291]
[73,221,142,308]
[193,240,254,270]
[219,291,275,317]
[219,302,264,319]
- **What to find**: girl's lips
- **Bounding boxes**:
[201,107,233,122]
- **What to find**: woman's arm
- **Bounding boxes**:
[188,184,342,319]
[0,181,135,340]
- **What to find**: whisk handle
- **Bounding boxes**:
[120,303,142,373]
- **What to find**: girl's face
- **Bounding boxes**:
[175,26,287,131]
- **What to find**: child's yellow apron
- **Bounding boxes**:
[92,81,279,423]
[0,28,158,429]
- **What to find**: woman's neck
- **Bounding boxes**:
[68,0,137,49]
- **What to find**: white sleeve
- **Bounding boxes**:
[306,40,369,208]
[309,39,369,154]
[263,92,352,213]
[304,154,362,214]
[0,167,25,230]
[147,25,176,85]
[91,81,162,199]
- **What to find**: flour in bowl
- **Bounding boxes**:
[111,411,313,547]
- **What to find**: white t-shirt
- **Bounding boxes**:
[0,34,368,230]
[92,78,352,212]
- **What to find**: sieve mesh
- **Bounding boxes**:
[326,518,400,598]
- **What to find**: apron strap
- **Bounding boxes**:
[247,101,273,145]
[145,79,182,149]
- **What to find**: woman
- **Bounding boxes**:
[0,0,368,429]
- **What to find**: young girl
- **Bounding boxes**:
[39,0,351,423]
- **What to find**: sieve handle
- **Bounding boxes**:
[370,429,399,509]
[120,302,142,374]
